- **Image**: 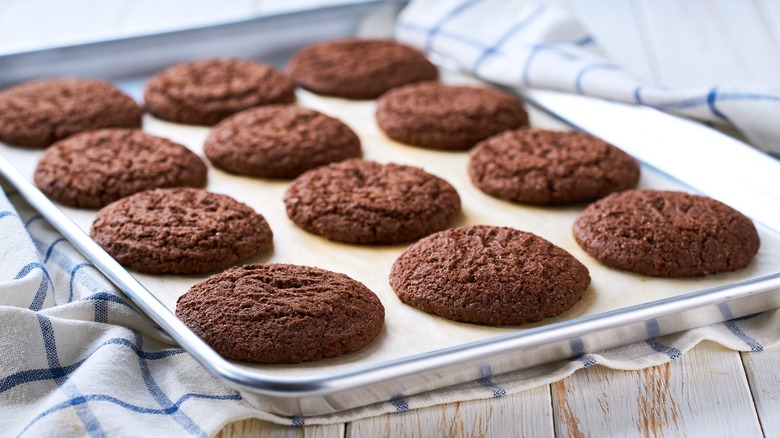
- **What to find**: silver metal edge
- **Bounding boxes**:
[0,1,406,87]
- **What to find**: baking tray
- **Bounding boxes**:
[2,1,780,417]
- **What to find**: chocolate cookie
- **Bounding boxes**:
[143,58,295,125]
[286,38,438,99]
[376,82,528,150]
[284,159,461,244]
[176,263,385,364]
[204,105,361,178]
[468,129,640,204]
[35,129,207,208]
[573,190,760,277]
[0,78,142,148]
[390,225,590,325]
[91,188,272,274]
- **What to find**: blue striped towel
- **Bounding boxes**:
[3,181,780,434]
[395,0,780,154]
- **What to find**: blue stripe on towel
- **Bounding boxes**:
[707,87,728,122]
[574,63,619,94]
[569,338,597,367]
[35,314,105,437]
[476,365,506,397]
[132,332,208,437]
[24,215,42,228]
[645,338,682,360]
[43,238,66,263]
[68,263,96,302]
[390,394,410,413]
[0,336,185,395]
[0,210,20,221]
[397,21,488,49]
[472,5,546,71]
[644,320,682,360]
[16,262,51,311]
[425,0,481,52]
[19,392,241,436]
[81,292,134,310]
[724,320,764,352]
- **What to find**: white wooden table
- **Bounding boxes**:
[3,1,778,436]
[218,343,780,437]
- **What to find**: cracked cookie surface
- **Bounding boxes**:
[573,190,760,277]
[176,263,385,364]
[390,225,590,325]
[143,58,295,125]
[35,128,207,208]
[0,77,142,148]
[91,188,272,274]
[286,38,437,99]
[468,129,640,204]
[376,82,528,150]
[204,105,361,178]
[284,159,461,244]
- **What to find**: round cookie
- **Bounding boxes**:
[91,188,273,274]
[35,129,207,208]
[573,190,760,277]
[468,129,640,204]
[286,38,438,99]
[376,82,528,150]
[0,78,142,148]
[204,105,361,178]
[284,159,461,244]
[143,58,295,125]
[390,225,590,325]
[176,263,385,364]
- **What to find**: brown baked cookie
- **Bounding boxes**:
[91,188,272,274]
[573,190,760,277]
[390,225,590,325]
[468,129,640,204]
[0,78,142,148]
[176,263,385,364]
[376,82,528,150]
[286,38,438,99]
[284,159,461,244]
[35,129,207,208]
[143,58,295,125]
[204,105,361,178]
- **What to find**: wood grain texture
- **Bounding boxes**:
[742,348,780,437]
[215,419,344,438]
[639,0,780,87]
[345,386,554,438]
[573,0,780,87]
[552,342,762,437]
[216,342,780,438]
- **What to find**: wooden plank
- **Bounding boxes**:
[636,0,780,87]
[346,386,554,438]
[552,342,762,437]
[753,0,780,52]
[741,347,780,436]
[216,419,344,438]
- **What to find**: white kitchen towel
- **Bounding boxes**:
[2,182,780,436]
[394,0,780,154]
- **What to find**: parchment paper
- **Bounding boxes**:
[2,72,779,378]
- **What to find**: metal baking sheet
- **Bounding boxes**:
[2,1,780,416]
